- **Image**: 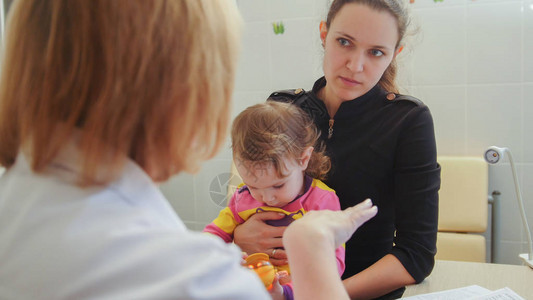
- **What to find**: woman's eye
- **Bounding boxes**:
[273,184,284,189]
[370,49,384,57]
[337,38,350,47]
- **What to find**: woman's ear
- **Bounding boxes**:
[319,21,327,47]
[299,147,314,170]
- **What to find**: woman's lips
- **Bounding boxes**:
[340,76,361,87]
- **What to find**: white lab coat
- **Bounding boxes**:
[0,140,269,300]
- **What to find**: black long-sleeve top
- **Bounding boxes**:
[269,77,441,285]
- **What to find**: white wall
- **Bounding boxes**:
[160,0,533,266]
[0,1,10,177]
[160,0,330,231]
[404,0,533,266]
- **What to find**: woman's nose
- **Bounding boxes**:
[346,51,364,72]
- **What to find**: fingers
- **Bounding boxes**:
[240,252,249,266]
[270,248,286,258]
[252,233,284,253]
[268,271,291,290]
[326,200,376,247]
[267,273,286,300]
[277,270,291,286]
[345,199,378,229]
[269,257,288,267]
[269,248,288,266]
[234,212,286,254]
[286,199,378,248]
[269,248,286,259]
[238,237,284,255]
[249,211,286,222]
[267,227,286,239]
[271,248,278,258]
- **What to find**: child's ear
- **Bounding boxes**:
[299,147,314,170]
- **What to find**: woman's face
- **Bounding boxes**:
[321,3,399,103]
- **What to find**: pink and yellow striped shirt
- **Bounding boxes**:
[204,176,345,276]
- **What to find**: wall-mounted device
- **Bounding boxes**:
[484,146,533,268]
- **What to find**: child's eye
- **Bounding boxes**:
[370,49,384,57]
[273,184,284,189]
[337,38,350,47]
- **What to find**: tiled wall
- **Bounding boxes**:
[160,0,331,231]
[404,0,533,266]
[160,0,533,266]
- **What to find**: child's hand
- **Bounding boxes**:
[276,270,291,286]
[281,200,377,300]
[268,272,290,300]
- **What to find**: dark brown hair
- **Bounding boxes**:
[231,102,331,180]
[326,0,410,93]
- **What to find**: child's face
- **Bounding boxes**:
[236,159,306,207]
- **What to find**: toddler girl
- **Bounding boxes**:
[204,101,344,277]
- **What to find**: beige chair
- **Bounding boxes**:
[436,156,488,262]
[228,157,490,262]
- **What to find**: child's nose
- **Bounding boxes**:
[261,191,275,203]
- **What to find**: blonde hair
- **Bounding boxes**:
[232,102,331,180]
[0,0,242,184]
[326,0,410,93]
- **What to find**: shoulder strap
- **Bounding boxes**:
[392,94,424,106]
[267,88,308,106]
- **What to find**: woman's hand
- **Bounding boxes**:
[286,199,377,248]
[234,211,288,266]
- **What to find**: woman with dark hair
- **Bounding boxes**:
[234,1,441,299]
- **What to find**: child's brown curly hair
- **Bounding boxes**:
[231,101,330,180]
